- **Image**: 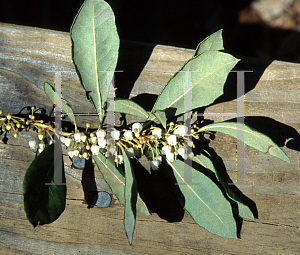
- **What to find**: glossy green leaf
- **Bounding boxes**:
[22,143,66,227]
[198,122,290,163]
[70,0,119,123]
[193,29,224,58]
[44,82,77,128]
[109,98,149,120]
[163,158,237,239]
[92,152,150,215]
[193,151,254,220]
[152,51,239,116]
[120,146,137,245]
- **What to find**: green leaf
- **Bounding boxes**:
[70,0,119,123]
[44,82,77,128]
[152,51,239,116]
[109,98,149,120]
[198,122,290,163]
[162,158,237,239]
[92,152,150,215]
[151,110,167,129]
[22,143,66,227]
[193,29,224,58]
[120,146,137,245]
[193,152,254,220]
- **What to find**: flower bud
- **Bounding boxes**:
[38,134,44,140]
[6,114,12,120]
[0,110,3,114]
[13,133,18,138]
[86,123,91,128]
[16,123,21,129]
[126,148,135,157]
[6,124,11,131]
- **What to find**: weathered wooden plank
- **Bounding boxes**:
[0,22,300,254]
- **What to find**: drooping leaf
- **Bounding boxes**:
[92,152,150,215]
[193,151,254,220]
[44,82,77,128]
[162,158,237,239]
[151,110,167,129]
[197,122,290,163]
[108,98,149,120]
[120,145,137,245]
[193,29,224,58]
[70,0,119,123]
[22,143,66,227]
[152,51,239,117]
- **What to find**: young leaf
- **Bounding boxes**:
[193,29,224,58]
[197,122,290,163]
[44,82,77,128]
[162,158,237,239]
[120,146,137,245]
[92,152,150,215]
[22,143,66,227]
[70,0,120,123]
[152,51,239,117]
[108,98,149,120]
[193,152,254,221]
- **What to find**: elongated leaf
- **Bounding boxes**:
[70,0,119,122]
[152,51,239,116]
[193,29,224,58]
[193,152,254,220]
[198,122,290,163]
[152,110,167,129]
[44,82,77,127]
[92,152,150,215]
[162,158,237,239]
[109,98,149,120]
[120,146,137,245]
[23,143,66,227]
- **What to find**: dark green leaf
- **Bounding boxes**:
[120,146,137,245]
[44,82,77,127]
[22,143,66,227]
[193,152,254,220]
[92,152,150,215]
[162,158,237,239]
[70,0,119,123]
[198,122,290,163]
[193,29,224,58]
[152,51,239,116]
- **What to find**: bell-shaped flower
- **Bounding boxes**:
[152,128,162,139]
[118,155,124,164]
[167,135,177,146]
[90,136,97,144]
[98,138,107,149]
[174,125,188,137]
[177,147,188,160]
[166,152,175,162]
[80,134,87,143]
[74,132,81,142]
[150,160,160,170]
[123,130,133,140]
[90,145,100,155]
[162,145,171,155]
[68,150,74,158]
[132,122,143,136]
[73,149,79,157]
[111,130,120,140]
[28,140,36,150]
[96,129,106,139]
[126,147,135,157]
[64,138,73,147]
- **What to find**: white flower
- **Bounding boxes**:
[90,136,97,144]
[38,134,44,140]
[132,123,143,136]
[126,148,135,157]
[38,148,44,154]
[48,139,53,145]
[162,145,171,154]
[188,152,194,159]
[64,138,73,147]
[74,132,81,142]
[167,135,177,146]
[123,130,133,140]
[155,155,162,162]
[98,138,107,149]
[60,136,65,143]
[96,129,106,139]
[39,143,45,150]
[68,150,74,158]
[152,128,162,139]
[80,134,87,142]
[166,152,175,162]
[174,125,188,137]
[177,147,188,160]
[150,160,160,170]
[90,145,100,155]
[73,149,79,157]
[111,130,120,140]
[28,140,36,149]
[118,155,124,164]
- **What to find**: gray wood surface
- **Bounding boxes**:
[0,22,300,254]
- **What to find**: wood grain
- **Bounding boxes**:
[0,22,300,254]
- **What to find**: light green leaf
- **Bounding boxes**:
[162,158,237,239]
[120,146,137,245]
[109,98,149,120]
[92,152,150,215]
[198,122,290,163]
[152,110,167,129]
[152,51,239,116]
[193,151,254,220]
[23,143,66,227]
[44,82,77,128]
[193,29,224,58]
[70,0,119,123]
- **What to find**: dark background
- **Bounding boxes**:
[1,0,300,63]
